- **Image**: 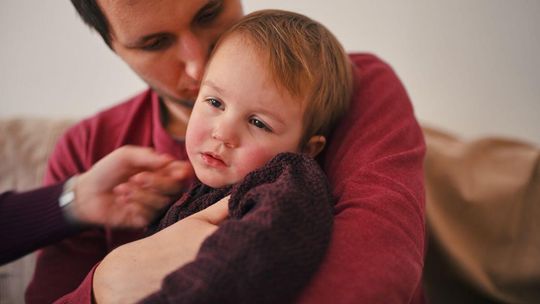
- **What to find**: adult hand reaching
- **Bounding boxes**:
[93,195,230,304]
[66,145,193,228]
[0,146,194,265]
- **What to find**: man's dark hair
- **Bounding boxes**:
[71,0,112,48]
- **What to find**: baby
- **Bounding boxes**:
[144,9,353,303]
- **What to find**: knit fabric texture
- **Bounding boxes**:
[142,152,334,304]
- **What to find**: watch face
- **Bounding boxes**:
[59,176,77,208]
[59,190,75,207]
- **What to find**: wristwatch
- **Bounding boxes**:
[59,175,78,208]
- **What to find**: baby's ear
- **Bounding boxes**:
[303,135,326,158]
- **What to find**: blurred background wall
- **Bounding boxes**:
[1,0,539,144]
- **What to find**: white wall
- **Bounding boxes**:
[1,1,539,145]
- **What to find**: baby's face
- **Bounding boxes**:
[186,34,305,188]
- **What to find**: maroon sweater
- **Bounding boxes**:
[142,152,333,303]
[31,54,426,304]
[0,183,80,265]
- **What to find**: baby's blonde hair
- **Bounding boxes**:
[215,9,353,147]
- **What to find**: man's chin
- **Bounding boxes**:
[151,87,196,109]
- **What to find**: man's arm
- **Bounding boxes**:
[53,196,230,304]
[0,146,188,265]
[93,197,229,303]
[297,54,426,303]
[0,184,68,265]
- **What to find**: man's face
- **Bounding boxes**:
[98,0,243,105]
[185,34,306,188]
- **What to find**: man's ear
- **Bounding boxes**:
[302,135,326,158]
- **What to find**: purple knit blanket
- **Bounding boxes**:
[141,152,334,304]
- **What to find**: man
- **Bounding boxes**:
[27,1,426,303]
[0,146,190,265]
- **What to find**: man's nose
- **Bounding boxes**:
[177,31,206,83]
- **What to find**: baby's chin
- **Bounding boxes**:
[196,172,238,189]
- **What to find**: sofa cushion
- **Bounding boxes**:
[423,126,540,303]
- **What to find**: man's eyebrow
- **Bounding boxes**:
[199,0,222,13]
[201,79,226,95]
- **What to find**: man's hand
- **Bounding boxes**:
[93,196,230,303]
[66,145,193,228]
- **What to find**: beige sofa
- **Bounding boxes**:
[0,117,538,304]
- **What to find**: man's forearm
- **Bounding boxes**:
[93,217,219,303]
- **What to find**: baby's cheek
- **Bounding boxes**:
[186,124,207,152]
[236,147,276,177]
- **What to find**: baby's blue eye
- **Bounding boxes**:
[206,98,223,109]
[249,118,271,132]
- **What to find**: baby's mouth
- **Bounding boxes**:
[201,152,227,167]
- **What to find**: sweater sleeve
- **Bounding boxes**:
[0,183,79,265]
[296,54,426,304]
[53,264,98,304]
[26,124,109,304]
[141,153,334,304]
